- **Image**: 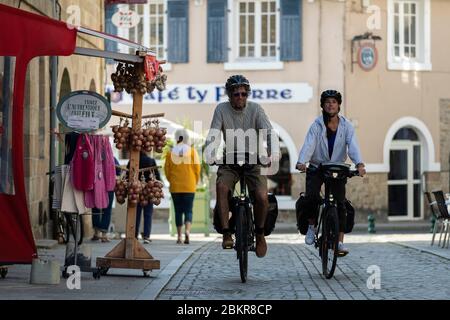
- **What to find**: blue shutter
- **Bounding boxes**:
[105,4,118,64]
[167,0,189,63]
[280,0,302,61]
[207,0,228,63]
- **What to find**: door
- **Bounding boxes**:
[388,142,422,220]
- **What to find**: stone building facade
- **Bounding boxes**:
[0,0,105,239]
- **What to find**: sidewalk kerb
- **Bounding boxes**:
[389,241,450,261]
[136,239,215,300]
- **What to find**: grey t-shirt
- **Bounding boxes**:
[205,101,277,159]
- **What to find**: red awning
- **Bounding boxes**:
[0,4,77,264]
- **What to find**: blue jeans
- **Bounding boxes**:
[92,191,114,232]
[172,193,195,227]
[135,203,154,238]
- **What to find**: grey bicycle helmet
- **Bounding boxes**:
[320,90,342,107]
[225,75,251,97]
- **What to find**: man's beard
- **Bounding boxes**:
[232,101,245,109]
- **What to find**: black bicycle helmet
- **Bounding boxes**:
[320,90,342,107]
[225,75,251,97]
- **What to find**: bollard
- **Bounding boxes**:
[368,214,376,234]
[430,214,436,233]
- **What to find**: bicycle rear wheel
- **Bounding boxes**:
[321,207,339,279]
[235,205,248,283]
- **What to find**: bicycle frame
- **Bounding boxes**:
[307,163,358,279]
[234,169,255,251]
[315,190,338,238]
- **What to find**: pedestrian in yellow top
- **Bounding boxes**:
[164,128,201,244]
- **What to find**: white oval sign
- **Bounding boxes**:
[57,91,112,132]
[112,9,141,29]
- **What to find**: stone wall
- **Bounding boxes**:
[440,99,450,193]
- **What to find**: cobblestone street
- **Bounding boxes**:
[157,233,450,300]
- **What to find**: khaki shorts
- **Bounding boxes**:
[216,165,267,193]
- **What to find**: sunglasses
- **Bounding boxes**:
[233,92,248,98]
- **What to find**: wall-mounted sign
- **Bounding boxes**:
[112,9,141,29]
[107,83,314,105]
[358,43,378,71]
[57,91,112,132]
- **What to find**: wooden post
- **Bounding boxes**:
[97,57,160,275]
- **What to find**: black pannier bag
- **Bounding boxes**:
[264,193,278,236]
[295,192,356,235]
[344,199,355,234]
[295,192,310,235]
[214,193,278,235]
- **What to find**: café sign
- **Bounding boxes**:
[57,91,112,132]
[108,83,313,105]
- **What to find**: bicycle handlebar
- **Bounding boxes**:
[297,164,362,178]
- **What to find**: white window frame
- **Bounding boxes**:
[225,0,284,71]
[117,1,172,71]
[387,0,431,71]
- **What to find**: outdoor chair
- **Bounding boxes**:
[432,191,450,249]
[424,192,442,246]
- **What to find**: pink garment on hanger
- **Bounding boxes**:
[102,136,116,192]
[84,135,116,209]
[71,133,95,191]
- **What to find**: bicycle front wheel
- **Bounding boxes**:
[321,207,339,279]
[235,205,248,283]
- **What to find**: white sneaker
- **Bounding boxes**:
[337,242,349,256]
[305,225,315,245]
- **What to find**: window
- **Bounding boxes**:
[119,1,167,61]
[388,0,431,71]
[393,1,417,59]
[226,0,282,70]
[238,1,277,59]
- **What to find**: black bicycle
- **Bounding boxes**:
[214,152,267,283]
[57,211,84,246]
[308,163,359,279]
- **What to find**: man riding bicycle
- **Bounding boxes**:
[296,90,366,256]
[205,75,279,258]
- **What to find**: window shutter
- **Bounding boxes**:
[105,4,118,64]
[167,0,189,63]
[280,0,302,61]
[207,0,228,63]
